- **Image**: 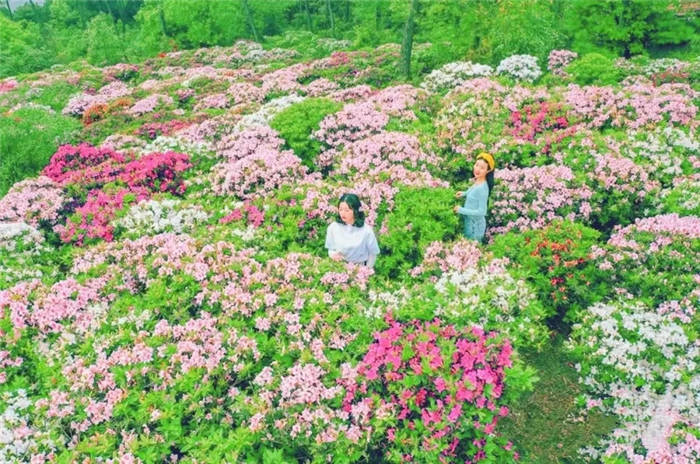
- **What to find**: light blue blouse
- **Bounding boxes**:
[325,222,380,266]
[457,182,489,242]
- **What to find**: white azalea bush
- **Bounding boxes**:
[113,198,209,237]
[567,299,700,463]
[496,54,542,82]
[421,61,494,92]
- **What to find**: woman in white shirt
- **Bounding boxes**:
[325,193,380,267]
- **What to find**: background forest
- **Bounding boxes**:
[2,0,699,80]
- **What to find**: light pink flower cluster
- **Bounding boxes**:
[194,93,230,110]
[314,101,389,148]
[215,124,284,162]
[409,239,483,277]
[62,81,131,116]
[489,165,593,236]
[0,176,66,226]
[261,63,308,94]
[0,276,109,335]
[367,84,420,119]
[304,78,340,97]
[329,84,373,103]
[227,82,265,105]
[592,153,658,195]
[210,126,306,199]
[547,50,578,76]
[565,83,698,129]
[127,94,174,116]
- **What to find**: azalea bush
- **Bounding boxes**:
[567,299,699,464]
[488,165,593,236]
[488,221,603,322]
[591,214,700,306]
[344,317,536,463]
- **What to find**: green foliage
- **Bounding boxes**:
[85,14,125,66]
[488,220,604,323]
[375,187,459,280]
[0,107,80,196]
[565,0,696,58]
[0,15,52,77]
[565,52,624,85]
[270,98,342,170]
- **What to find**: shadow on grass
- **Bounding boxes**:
[499,335,618,464]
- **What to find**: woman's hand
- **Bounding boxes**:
[454,191,464,199]
[454,205,460,214]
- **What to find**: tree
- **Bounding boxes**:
[400,0,419,78]
[566,0,695,57]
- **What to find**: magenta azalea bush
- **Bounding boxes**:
[344,317,533,463]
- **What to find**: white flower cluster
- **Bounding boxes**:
[114,199,209,236]
[421,61,494,92]
[235,93,306,130]
[627,127,698,178]
[317,38,352,51]
[0,222,45,252]
[496,54,542,82]
[568,299,699,462]
[0,389,57,463]
[433,263,547,348]
[142,135,215,159]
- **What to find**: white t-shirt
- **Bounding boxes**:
[325,222,380,265]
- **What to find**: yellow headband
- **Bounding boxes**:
[477,152,495,171]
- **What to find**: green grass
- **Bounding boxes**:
[500,336,618,464]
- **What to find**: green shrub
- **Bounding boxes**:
[0,107,81,196]
[487,220,604,324]
[270,98,342,170]
[565,53,624,85]
[375,187,459,280]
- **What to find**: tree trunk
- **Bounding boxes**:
[344,0,350,22]
[5,0,13,18]
[400,0,419,79]
[241,0,260,42]
[159,4,170,37]
[326,0,335,37]
[303,0,313,32]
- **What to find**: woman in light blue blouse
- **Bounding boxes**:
[325,193,380,267]
[454,152,495,243]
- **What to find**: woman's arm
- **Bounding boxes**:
[457,185,488,216]
[366,254,377,268]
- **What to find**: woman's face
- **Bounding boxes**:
[338,201,355,225]
[473,159,490,179]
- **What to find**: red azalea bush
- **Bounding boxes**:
[343,316,533,463]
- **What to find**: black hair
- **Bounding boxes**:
[336,193,365,227]
[485,169,495,198]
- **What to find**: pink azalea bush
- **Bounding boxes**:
[564,83,697,130]
[314,101,389,148]
[210,125,307,199]
[0,176,66,226]
[547,50,578,77]
[591,214,700,305]
[488,165,593,236]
